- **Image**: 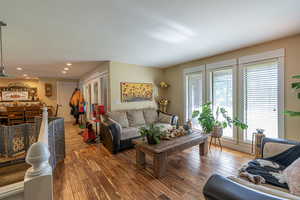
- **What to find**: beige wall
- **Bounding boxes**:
[0,78,39,88]
[164,34,300,141]
[109,61,164,111]
[80,61,110,81]
[38,78,58,108]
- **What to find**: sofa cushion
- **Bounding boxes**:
[120,127,140,140]
[228,176,299,200]
[107,111,129,128]
[154,123,172,132]
[143,109,158,124]
[283,158,300,196]
[127,110,146,127]
[263,142,295,158]
[158,112,172,124]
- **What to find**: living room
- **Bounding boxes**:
[1,1,300,200]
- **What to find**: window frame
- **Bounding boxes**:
[183,65,206,123]
[182,48,285,148]
[238,56,285,141]
[206,59,238,141]
[206,64,237,140]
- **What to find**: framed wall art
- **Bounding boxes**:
[1,91,29,101]
[121,82,153,102]
[45,83,52,97]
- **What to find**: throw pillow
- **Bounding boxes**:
[143,109,158,124]
[127,110,146,127]
[107,111,129,128]
[158,112,172,124]
[283,157,300,196]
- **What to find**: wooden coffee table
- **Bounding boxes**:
[132,130,208,178]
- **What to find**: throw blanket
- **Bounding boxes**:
[239,144,300,188]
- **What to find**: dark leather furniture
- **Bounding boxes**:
[203,174,284,200]
[203,137,300,200]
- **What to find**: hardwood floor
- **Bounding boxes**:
[54,123,252,200]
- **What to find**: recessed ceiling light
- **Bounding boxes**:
[66,62,72,66]
[62,70,67,74]
[16,67,23,70]
[23,74,28,77]
[64,67,69,71]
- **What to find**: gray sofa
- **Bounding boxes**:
[100,108,178,154]
[203,137,300,200]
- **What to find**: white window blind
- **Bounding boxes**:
[212,69,233,138]
[243,59,279,141]
[187,73,203,129]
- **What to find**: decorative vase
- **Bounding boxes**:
[187,120,193,129]
[146,135,158,145]
[183,124,189,131]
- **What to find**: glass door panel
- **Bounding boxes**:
[100,76,109,112]
[186,73,203,129]
[211,69,233,138]
[93,81,99,104]
[243,60,279,141]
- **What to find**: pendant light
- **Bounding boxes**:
[0,21,7,77]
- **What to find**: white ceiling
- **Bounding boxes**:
[1,0,300,78]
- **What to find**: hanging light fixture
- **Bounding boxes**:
[0,21,7,77]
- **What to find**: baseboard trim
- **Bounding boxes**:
[210,136,253,154]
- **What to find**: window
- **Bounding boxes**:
[184,49,284,145]
[186,73,203,129]
[211,69,233,138]
[242,59,280,141]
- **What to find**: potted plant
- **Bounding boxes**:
[285,75,300,116]
[139,124,162,145]
[192,102,248,135]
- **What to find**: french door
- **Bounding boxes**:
[185,64,236,139]
[207,67,235,139]
[184,50,284,145]
[185,66,206,130]
[240,58,282,141]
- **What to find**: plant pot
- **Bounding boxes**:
[211,126,223,138]
[146,135,158,145]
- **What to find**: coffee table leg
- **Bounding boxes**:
[153,152,167,178]
[136,148,146,169]
[199,139,208,156]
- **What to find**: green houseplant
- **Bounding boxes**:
[139,124,162,145]
[285,75,300,116]
[192,102,248,134]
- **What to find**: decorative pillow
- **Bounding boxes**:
[127,110,146,127]
[283,158,300,196]
[158,112,172,124]
[143,109,158,124]
[107,111,129,128]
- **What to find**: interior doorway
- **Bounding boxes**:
[57,81,78,122]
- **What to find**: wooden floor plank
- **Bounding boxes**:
[54,123,252,200]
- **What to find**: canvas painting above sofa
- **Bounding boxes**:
[120,82,153,102]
